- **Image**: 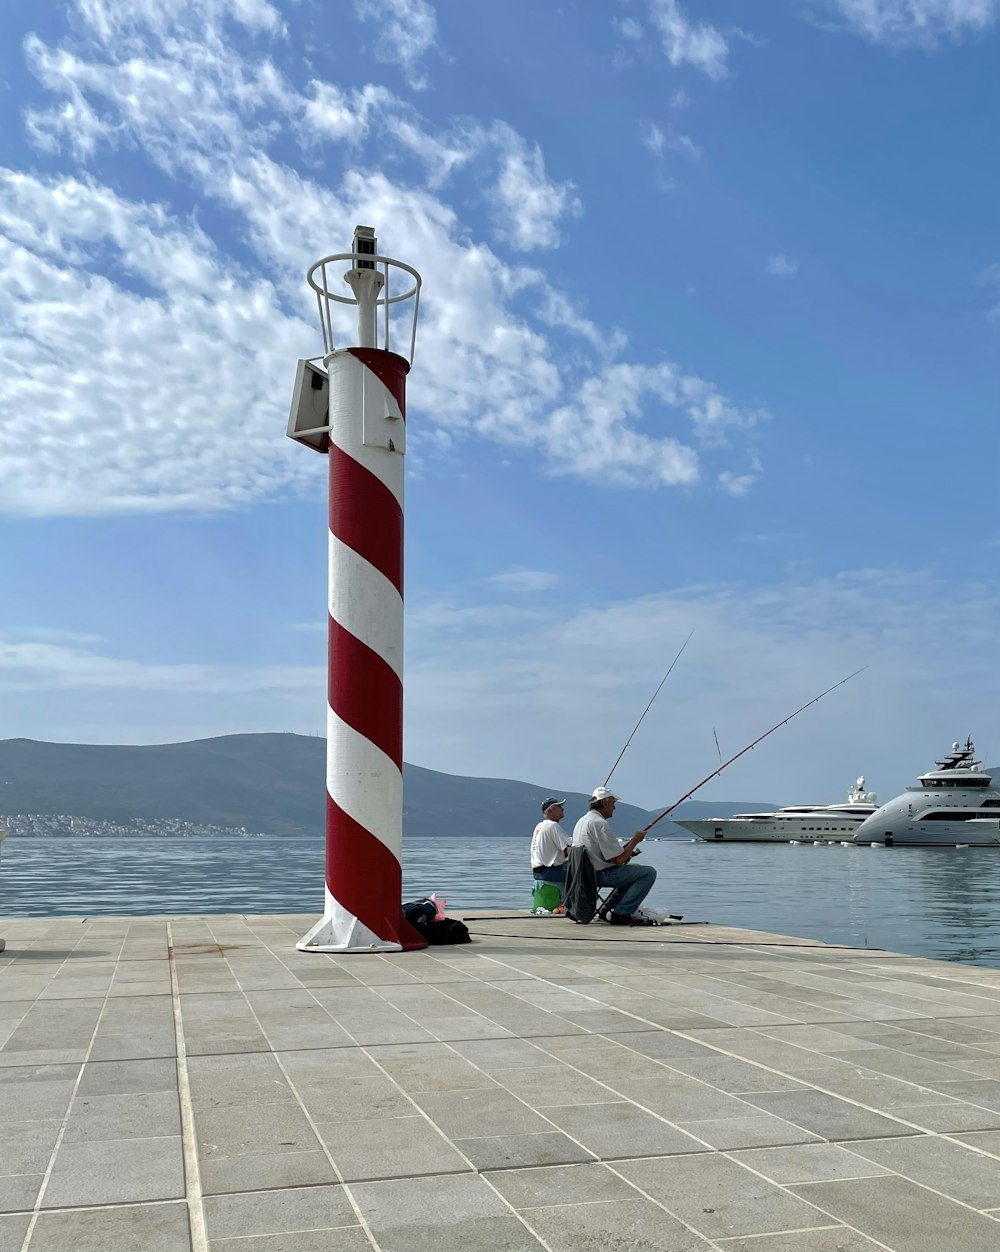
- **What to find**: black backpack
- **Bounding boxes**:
[403,899,472,945]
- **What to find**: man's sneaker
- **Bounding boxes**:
[607,912,634,926]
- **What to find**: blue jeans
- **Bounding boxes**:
[595,863,657,916]
[532,864,567,884]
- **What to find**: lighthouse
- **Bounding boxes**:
[287,226,425,952]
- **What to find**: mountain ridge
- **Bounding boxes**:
[0,732,777,839]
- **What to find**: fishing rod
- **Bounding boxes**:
[604,629,695,788]
[641,665,869,834]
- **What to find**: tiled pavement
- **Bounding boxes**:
[6,915,1000,1249]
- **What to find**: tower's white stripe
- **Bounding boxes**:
[327,352,404,509]
[326,705,402,860]
[329,534,403,680]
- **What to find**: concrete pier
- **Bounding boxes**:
[6,913,1000,1249]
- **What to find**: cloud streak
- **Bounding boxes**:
[827,0,1000,44]
[0,1,766,516]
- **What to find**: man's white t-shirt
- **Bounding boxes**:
[572,810,622,870]
[530,819,570,869]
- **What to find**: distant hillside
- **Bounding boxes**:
[0,734,776,839]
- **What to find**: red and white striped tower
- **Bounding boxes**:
[288,226,425,952]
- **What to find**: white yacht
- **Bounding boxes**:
[853,739,1000,847]
[676,778,878,843]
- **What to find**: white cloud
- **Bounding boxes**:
[0,633,319,693]
[489,124,581,251]
[486,568,560,594]
[641,122,667,157]
[827,0,1000,43]
[0,170,314,515]
[354,0,440,89]
[2,1,764,516]
[641,121,701,161]
[642,0,731,79]
[978,261,1000,321]
[616,16,644,40]
[406,567,1000,805]
[767,253,799,277]
[718,462,761,495]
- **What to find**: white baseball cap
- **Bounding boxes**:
[590,787,618,802]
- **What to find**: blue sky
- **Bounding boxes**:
[2,0,1000,807]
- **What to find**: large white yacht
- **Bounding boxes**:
[853,740,1000,847]
[676,778,878,843]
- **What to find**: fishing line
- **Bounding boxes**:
[642,666,869,834]
[604,629,694,788]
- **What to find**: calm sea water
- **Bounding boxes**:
[4,836,1000,968]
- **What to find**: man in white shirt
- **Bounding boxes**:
[572,786,656,925]
[530,797,571,886]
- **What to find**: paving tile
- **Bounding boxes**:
[523,1195,717,1251]
[618,1152,833,1240]
[742,1089,921,1141]
[276,1046,382,1082]
[0,1078,77,1121]
[953,1128,1000,1155]
[716,1229,888,1250]
[729,1142,894,1184]
[541,1101,707,1159]
[188,1051,300,1107]
[41,1135,185,1207]
[826,1047,970,1086]
[531,1042,672,1081]
[367,1047,498,1093]
[0,1047,95,1067]
[662,1055,809,1093]
[411,1088,552,1138]
[676,1112,821,1150]
[605,1030,724,1061]
[446,1038,550,1071]
[0,1119,62,1175]
[489,1065,618,1107]
[194,1099,320,1160]
[790,1174,1000,1251]
[0,1062,80,1085]
[889,1101,1000,1132]
[484,1162,637,1208]
[351,1172,544,1252]
[63,1090,181,1142]
[25,1200,191,1251]
[845,1134,1000,1208]
[0,1173,42,1213]
[924,1077,1000,1109]
[203,1183,357,1238]
[611,1076,762,1122]
[0,1213,31,1251]
[452,1131,594,1169]
[316,1116,471,1182]
[76,1058,177,1096]
[293,1075,415,1122]
[201,1149,337,1196]
[210,1230,370,1252]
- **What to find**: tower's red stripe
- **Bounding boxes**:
[348,347,409,421]
[329,443,403,595]
[325,794,426,950]
[328,617,402,770]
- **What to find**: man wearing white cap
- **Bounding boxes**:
[530,798,570,886]
[572,787,656,925]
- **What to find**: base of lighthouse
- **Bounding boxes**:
[297,882,427,954]
[296,890,403,953]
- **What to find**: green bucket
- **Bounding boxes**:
[531,880,562,912]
